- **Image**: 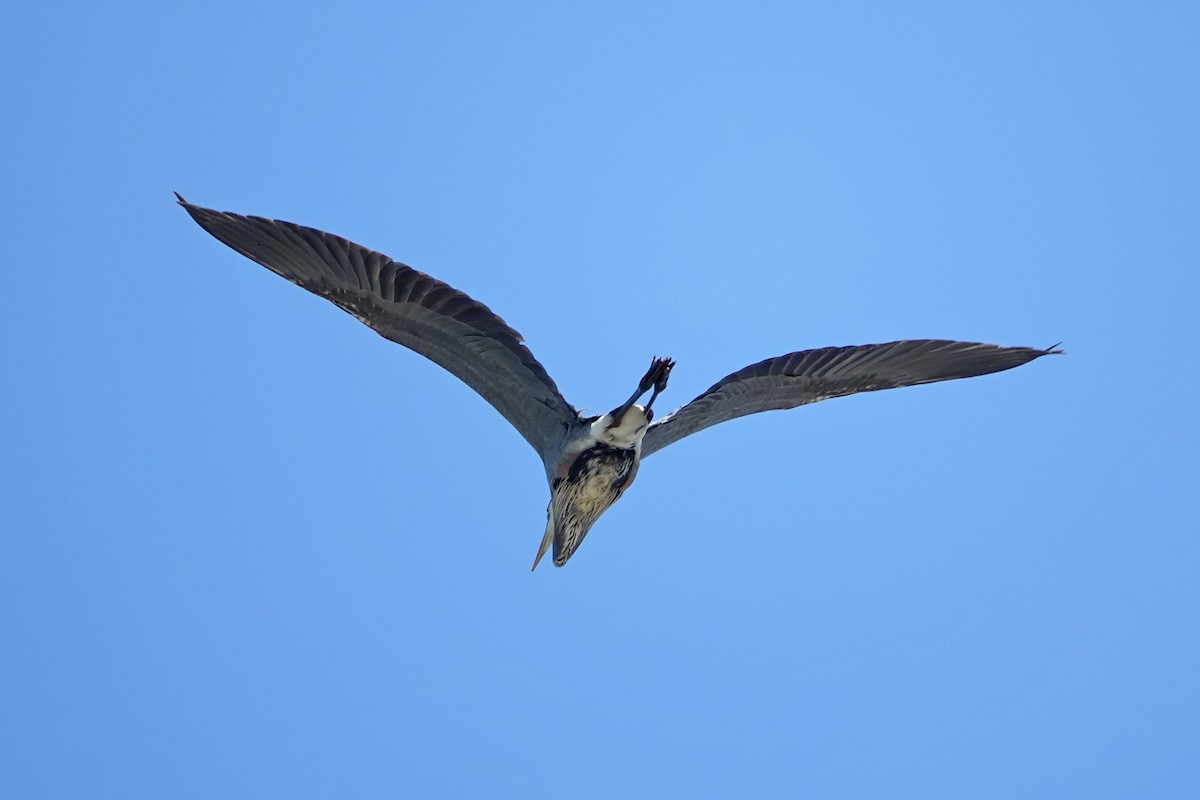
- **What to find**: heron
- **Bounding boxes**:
[178,196,1060,569]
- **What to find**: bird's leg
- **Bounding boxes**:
[643,356,674,413]
[608,356,674,427]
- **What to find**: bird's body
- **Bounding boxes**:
[179,195,1060,569]
[537,403,655,569]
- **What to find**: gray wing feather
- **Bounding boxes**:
[640,339,1060,457]
[179,198,578,460]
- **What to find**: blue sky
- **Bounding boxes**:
[2,1,1197,797]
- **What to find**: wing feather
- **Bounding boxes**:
[179,197,578,460]
[640,339,1060,457]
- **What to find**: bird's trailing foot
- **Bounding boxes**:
[609,356,675,428]
[642,356,674,413]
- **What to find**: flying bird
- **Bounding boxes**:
[178,195,1060,569]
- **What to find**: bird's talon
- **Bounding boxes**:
[654,358,674,392]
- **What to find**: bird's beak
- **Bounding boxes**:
[531,513,554,571]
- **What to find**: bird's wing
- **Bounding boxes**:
[640,339,1060,458]
[179,197,578,460]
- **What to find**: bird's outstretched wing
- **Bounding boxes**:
[640,339,1060,458]
[178,196,578,460]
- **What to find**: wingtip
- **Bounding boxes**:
[1044,342,1066,355]
[173,191,187,205]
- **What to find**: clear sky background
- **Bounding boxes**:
[2,2,1197,797]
